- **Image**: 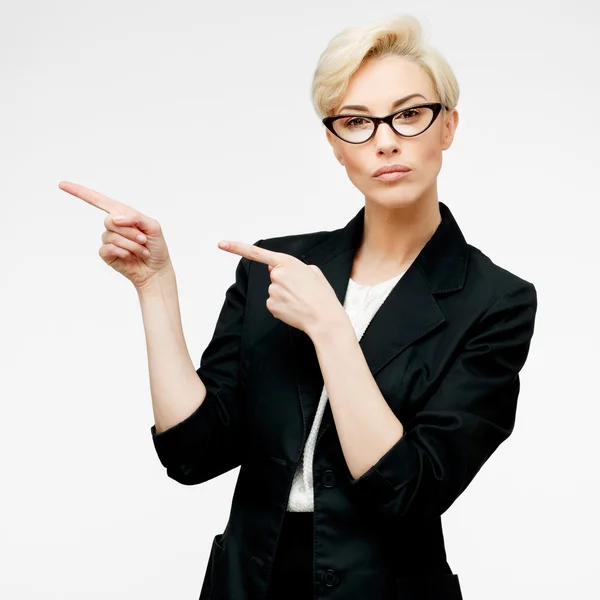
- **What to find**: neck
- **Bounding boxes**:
[356,186,442,272]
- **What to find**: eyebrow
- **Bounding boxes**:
[338,93,428,113]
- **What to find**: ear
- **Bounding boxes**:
[441,108,459,151]
[325,128,335,148]
[325,130,345,166]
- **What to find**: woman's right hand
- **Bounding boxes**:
[58,181,173,291]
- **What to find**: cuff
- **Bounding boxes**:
[348,431,419,513]
[150,398,213,470]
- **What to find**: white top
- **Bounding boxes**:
[286,270,406,512]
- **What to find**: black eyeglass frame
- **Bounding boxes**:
[322,102,447,144]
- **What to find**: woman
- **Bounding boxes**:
[59,14,537,600]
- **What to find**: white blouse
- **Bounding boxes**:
[286,270,406,512]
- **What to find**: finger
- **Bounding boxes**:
[99,243,133,261]
[104,212,158,236]
[58,181,134,215]
[102,230,151,258]
[104,213,148,242]
[217,240,290,267]
[59,181,157,235]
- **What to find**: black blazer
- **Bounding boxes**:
[150,201,538,600]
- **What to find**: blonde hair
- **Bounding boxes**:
[311,14,459,120]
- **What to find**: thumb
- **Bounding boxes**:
[108,212,159,236]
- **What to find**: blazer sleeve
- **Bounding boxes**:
[149,240,262,485]
[347,281,538,522]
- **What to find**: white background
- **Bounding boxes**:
[1,0,598,598]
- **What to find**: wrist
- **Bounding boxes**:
[136,266,177,298]
[308,308,353,344]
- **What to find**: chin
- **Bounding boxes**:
[367,185,419,208]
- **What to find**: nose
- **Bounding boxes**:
[373,121,401,154]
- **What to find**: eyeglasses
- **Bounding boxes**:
[322,102,447,144]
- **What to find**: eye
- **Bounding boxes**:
[396,108,421,120]
[344,117,371,129]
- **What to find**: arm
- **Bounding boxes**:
[142,243,260,485]
[310,317,405,481]
[138,267,207,435]
[312,281,538,523]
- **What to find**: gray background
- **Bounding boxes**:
[1,0,598,598]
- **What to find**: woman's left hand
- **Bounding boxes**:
[218,239,347,338]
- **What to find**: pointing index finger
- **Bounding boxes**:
[58,180,133,215]
[218,240,287,267]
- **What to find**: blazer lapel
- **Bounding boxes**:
[287,201,470,450]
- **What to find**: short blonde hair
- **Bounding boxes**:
[311,14,459,120]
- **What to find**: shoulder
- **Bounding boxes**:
[465,242,537,307]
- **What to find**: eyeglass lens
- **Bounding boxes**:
[332,106,435,143]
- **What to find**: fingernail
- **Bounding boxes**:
[218,241,229,249]
[114,215,125,221]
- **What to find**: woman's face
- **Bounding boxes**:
[326,55,459,209]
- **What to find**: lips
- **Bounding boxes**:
[372,164,412,177]
[374,171,410,182]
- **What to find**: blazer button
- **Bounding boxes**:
[321,568,339,587]
[322,470,336,487]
